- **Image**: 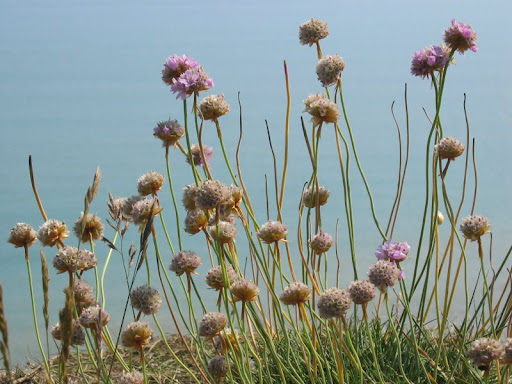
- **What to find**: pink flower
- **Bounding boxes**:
[170,67,214,100]
[444,19,478,54]
[375,240,410,262]
[411,45,450,78]
[162,54,198,85]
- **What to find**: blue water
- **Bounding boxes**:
[1,0,512,366]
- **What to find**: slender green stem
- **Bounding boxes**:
[165,147,182,250]
[183,98,199,185]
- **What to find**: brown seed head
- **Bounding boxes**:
[280,282,311,306]
[230,279,259,303]
[299,19,329,46]
[121,321,152,351]
[206,265,238,291]
[460,215,491,241]
[317,287,351,319]
[8,223,37,248]
[137,171,165,196]
[73,213,104,243]
[37,219,69,247]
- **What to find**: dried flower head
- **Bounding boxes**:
[137,171,165,196]
[348,280,375,305]
[79,305,110,330]
[460,215,491,241]
[8,223,37,248]
[185,144,213,167]
[161,54,198,86]
[467,338,503,370]
[367,260,401,293]
[299,18,329,46]
[153,119,185,148]
[130,285,162,315]
[316,55,345,87]
[182,185,198,211]
[131,198,163,227]
[411,45,451,78]
[214,328,242,354]
[73,213,104,243]
[37,219,69,247]
[122,195,145,221]
[51,320,85,346]
[501,338,512,365]
[195,180,231,211]
[280,282,311,306]
[305,97,340,126]
[302,185,331,208]
[117,370,143,384]
[303,93,325,110]
[230,279,259,303]
[121,321,152,351]
[209,221,237,244]
[169,251,202,276]
[72,279,95,306]
[375,240,410,262]
[198,312,227,338]
[256,221,288,244]
[444,19,478,54]
[206,265,238,291]
[435,137,465,160]
[309,231,333,254]
[317,287,351,319]
[229,185,243,207]
[198,94,230,121]
[207,355,229,380]
[171,66,214,100]
[53,246,97,274]
[184,209,208,235]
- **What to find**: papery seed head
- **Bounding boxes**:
[280,282,311,306]
[72,279,95,306]
[209,221,237,244]
[185,144,213,167]
[302,186,331,208]
[206,265,238,291]
[213,328,242,354]
[73,213,104,243]
[199,312,227,338]
[306,98,340,126]
[230,279,259,303]
[198,94,230,121]
[122,195,145,221]
[467,338,502,370]
[130,285,162,315]
[137,171,165,196]
[109,197,128,222]
[37,219,69,247]
[184,209,208,235]
[182,184,198,211]
[435,137,465,160]
[53,246,98,274]
[460,215,491,241]
[501,338,512,365]
[169,250,202,276]
[316,55,345,87]
[153,119,185,148]
[348,280,375,305]
[299,19,329,46]
[195,180,231,211]
[309,231,333,254]
[256,221,288,244]
[79,305,110,330]
[8,223,37,248]
[131,198,162,227]
[51,320,86,346]
[207,355,229,380]
[317,287,351,319]
[121,321,152,351]
[367,260,401,293]
[117,370,144,384]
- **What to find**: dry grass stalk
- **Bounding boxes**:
[40,251,50,337]
[0,284,11,381]
[59,288,75,384]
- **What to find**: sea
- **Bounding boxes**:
[1,0,511,366]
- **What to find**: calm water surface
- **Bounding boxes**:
[1,0,512,365]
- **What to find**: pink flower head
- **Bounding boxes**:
[444,19,478,54]
[375,240,410,262]
[411,45,450,78]
[162,54,198,85]
[170,67,214,100]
